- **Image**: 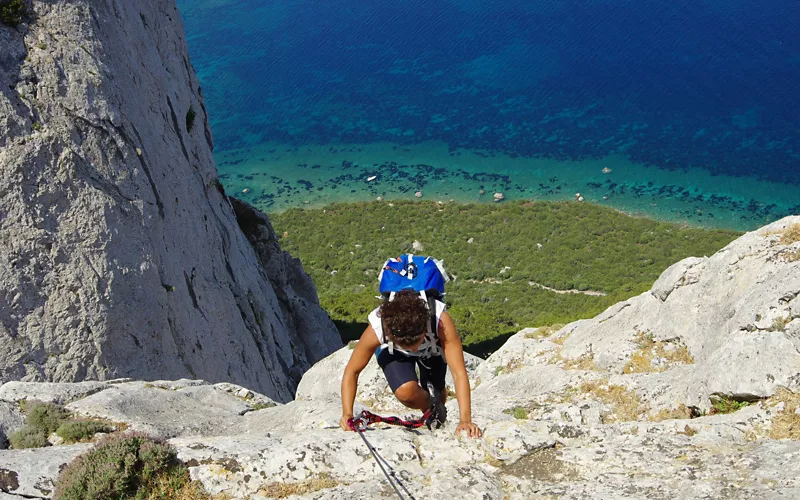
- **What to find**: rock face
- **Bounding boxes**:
[0,217,798,498]
[550,215,800,414]
[0,1,340,400]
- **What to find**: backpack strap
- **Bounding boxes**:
[422,289,439,337]
[418,290,432,334]
[380,315,395,354]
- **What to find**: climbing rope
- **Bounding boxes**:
[347,409,432,499]
[351,409,433,429]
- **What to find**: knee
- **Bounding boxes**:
[394,382,422,407]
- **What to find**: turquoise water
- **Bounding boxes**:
[177,0,800,231]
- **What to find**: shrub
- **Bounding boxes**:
[9,426,48,449]
[1,0,25,27]
[7,401,70,449]
[53,432,209,500]
[26,401,71,434]
[56,420,114,444]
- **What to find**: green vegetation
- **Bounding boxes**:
[270,201,739,347]
[56,420,113,444]
[9,401,70,449]
[186,106,196,132]
[54,432,212,500]
[0,0,25,27]
[710,394,750,415]
[503,406,530,419]
[27,401,70,433]
[9,426,49,448]
[9,401,117,449]
[32,121,42,132]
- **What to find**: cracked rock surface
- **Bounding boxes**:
[0,0,340,401]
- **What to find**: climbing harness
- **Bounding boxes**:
[347,409,434,499]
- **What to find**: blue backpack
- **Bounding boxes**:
[378,254,449,333]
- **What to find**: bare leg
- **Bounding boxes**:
[394,381,431,411]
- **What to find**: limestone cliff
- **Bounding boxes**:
[0,217,797,498]
[0,1,341,401]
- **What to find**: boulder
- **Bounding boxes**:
[66,380,278,439]
[0,444,92,498]
[0,381,109,405]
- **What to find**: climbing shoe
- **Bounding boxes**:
[425,382,447,430]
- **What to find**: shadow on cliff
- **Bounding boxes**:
[462,331,516,359]
[334,320,369,344]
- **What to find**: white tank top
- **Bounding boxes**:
[368,299,446,358]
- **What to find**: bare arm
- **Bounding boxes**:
[340,325,381,429]
[439,311,481,437]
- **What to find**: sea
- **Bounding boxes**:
[176,0,800,231]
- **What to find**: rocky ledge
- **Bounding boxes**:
[1,217,799,499]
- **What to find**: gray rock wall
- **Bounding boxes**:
[0,1,340,401]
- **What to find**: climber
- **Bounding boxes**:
[339,290,482,438]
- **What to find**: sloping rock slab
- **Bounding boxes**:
[500,433,800,499]
[66,382,263,439]
[0,444,91,498]
[172,428,502,499]
[0,381,109,405]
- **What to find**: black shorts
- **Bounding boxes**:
[375,348,447,394]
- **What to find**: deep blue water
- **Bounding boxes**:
[177,0,800,196]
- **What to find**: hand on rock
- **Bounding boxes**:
[456,421,482,438]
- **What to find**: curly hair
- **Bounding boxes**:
[378,290,430,346]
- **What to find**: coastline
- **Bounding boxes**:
[216,140,798,232]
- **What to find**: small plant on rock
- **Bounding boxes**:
[1,0,25,27]
[56,420,114,444]
[769,388,800,439]
[525,323,565,339]
[709,394,749,415]
[53,432,211,499]
[502,406,530,419]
